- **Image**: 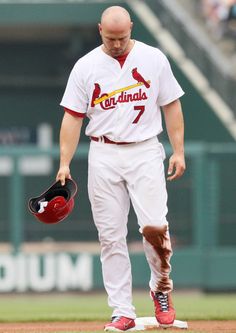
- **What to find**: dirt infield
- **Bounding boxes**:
[0,321,235,333]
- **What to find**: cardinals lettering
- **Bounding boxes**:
[91,68,150,110]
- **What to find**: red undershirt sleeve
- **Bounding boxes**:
[64,107,86,118]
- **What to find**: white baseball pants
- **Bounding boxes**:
[88,136,173,319]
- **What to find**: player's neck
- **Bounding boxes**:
[102,39,135,58]
[125,39,135,55]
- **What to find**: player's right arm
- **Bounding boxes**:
[56,112,83,186]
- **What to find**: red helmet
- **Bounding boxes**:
[28,178,77,224]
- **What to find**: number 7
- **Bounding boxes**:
[132,105,145,124]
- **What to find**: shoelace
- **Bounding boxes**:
[155,292,169,312]
[111,316,122,322]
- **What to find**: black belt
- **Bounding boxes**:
[90,136,133,145]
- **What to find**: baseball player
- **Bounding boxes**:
[56,6,185,331]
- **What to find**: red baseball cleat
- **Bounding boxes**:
[104,316,135,331]
[150,291,176,327]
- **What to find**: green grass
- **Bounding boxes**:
[172,292,236,321]
[0,291,236,321]
[0,291,235,332]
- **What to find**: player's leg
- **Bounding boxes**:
[124,137,172,290]
[124,137,175,326]
[88,141,136,321]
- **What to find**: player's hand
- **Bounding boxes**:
[56,166,71,186]
[167,153,186,181]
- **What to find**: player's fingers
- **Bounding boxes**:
[56,173,66,186]
[60,176,66,186]
[167,172,176,181]
[167,153,186,181]
[167,163,185,181]
[56,167,70,186]
[167,170,178,181]
[167,160,174,177]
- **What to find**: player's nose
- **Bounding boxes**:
[114,40,121,48]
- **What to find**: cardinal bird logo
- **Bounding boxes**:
[91,83,101,107]
[132,67,150,88]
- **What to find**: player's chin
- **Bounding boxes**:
[111,49,123,57]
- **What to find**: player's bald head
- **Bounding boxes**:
[100,6,132,31]
[98,6,134,57]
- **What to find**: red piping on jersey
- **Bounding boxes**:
[64,107,86,118]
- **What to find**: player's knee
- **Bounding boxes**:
[99,237,127,252]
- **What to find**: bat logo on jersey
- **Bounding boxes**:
[91,68,151,110]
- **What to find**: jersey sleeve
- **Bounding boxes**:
[157,55,184,106]
[60,63,88,115]
[64,107,86,118]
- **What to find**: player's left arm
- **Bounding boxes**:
[162,99,186,181]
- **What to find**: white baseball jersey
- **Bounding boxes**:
[60,40,184,142]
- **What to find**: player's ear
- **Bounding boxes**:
[98,23,102,35]
[130,22,133,31]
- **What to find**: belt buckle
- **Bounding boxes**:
[99,136,104,143]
